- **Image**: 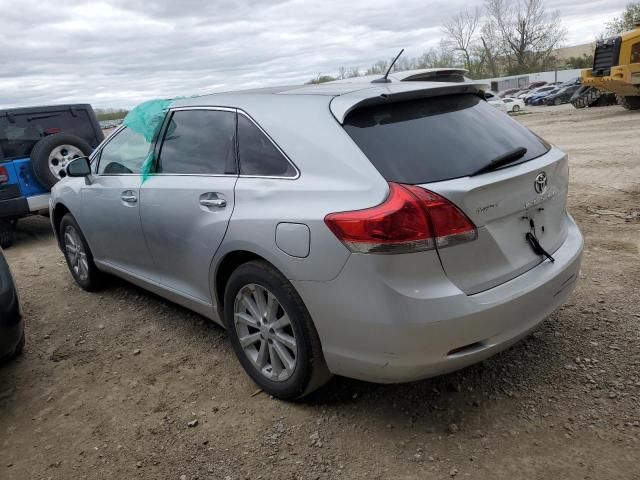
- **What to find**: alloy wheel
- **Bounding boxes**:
[64,225,89,281]
[233,284,297,382]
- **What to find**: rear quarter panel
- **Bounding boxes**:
[210,94,390,283]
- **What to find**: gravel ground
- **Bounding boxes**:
[1,104,639,479]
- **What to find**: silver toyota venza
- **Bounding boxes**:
[50,76,583,399]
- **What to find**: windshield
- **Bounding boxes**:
[343,94,550,184]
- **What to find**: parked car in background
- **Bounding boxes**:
[484,92,508,112]
[0,248,23,361]
[544,85,582,105]
[526,81,548,89]
[530,88,561,106]
[516,90,532,99]
[499,88,521,98]
[50,80,583,399]
[0,104,103,247]
[502,97,526,112]
[524,86,558,104]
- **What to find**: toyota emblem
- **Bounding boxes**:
[534,172,548,194]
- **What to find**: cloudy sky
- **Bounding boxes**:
[0,0,629,109]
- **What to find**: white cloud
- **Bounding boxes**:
[0,0,628,109]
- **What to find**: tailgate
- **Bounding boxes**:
[426,148,569,294]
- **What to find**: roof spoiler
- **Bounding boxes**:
[394,68,470,83]
[330,81,489,124]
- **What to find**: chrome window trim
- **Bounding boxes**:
[169,105,300,180]
[236,109,300,180]
[92,106,301,180]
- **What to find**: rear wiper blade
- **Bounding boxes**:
[471,147,528,176]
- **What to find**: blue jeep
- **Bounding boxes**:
[0,104,104,247]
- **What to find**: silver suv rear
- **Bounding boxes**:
[50,80,583,399]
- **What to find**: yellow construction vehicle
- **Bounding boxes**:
[577,20,640,109]
[572,21,640,110]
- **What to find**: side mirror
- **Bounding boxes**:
[66,157,91,177]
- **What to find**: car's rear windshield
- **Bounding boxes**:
[0,107,99,162]
[343,94,549,184]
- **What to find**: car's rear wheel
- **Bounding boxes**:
[31,134,93,190]
[223,260,331,400]
[60,213,102,291]
[0,220,15,249]
[512,104,520,112]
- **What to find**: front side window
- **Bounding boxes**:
[98,127,152,174]
[157,110,236,175]
[237,114,296,177]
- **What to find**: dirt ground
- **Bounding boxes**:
[1,104,639,479]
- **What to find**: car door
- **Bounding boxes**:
[139,108,238,304]
[80,126,156,279]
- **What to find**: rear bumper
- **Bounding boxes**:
[0,196,29,219]
[0,193,50,219]
[295,216,583,383]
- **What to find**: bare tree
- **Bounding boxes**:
[347,66,361,78]
[442,8,481,73]
[485,0,566,74]
[415,40,458,69]
[365,60,389,75]
[337,66,347,80]
[479,23,501,77]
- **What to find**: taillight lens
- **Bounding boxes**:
[324,182,477,254]
[0,166,8,184]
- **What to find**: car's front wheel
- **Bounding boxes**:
[223,260,331,400]
[60,213,102,291]
[512,104,520,112]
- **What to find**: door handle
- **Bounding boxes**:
[199,198,227,208]
[121,193,137,203]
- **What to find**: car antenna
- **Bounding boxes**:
[372,48,405,84]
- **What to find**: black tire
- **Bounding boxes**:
[616,95,640,110]
[554,98,561,106]
[570,87,602,109]
[59,213,103,291]
[31,133,93,190]
[0,220,15,249]
[13,331,25,357]
[512,104,520,112]
[223,260,331,400]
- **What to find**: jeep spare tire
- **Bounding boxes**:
[31,133,93,190]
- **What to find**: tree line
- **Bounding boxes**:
[308,0,639,84]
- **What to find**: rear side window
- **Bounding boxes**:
[343,94,549,184]
[158,110,236,175]
[237,114,296,177]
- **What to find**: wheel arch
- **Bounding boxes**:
[213,250,272,313]
[52,202,71,250]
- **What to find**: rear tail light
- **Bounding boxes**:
[0,166,8,184]
[324,182,477,254]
